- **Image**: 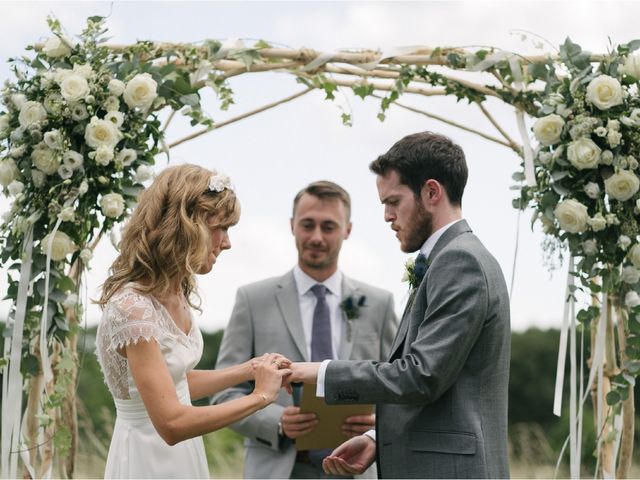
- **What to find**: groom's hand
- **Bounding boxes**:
[323,435,376,475]
[288,362,321,384]
[342,413,375,438]
[280,406,318,439]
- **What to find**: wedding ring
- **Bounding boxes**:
[272,360,282,368]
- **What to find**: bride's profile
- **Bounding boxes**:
[95,164,290,478]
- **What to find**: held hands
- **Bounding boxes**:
[322,434,376,476]
[252,353,292,404]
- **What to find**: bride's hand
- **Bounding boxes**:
[248,353,291,376]
[252,353,292,404]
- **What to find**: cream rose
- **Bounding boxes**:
[567,138,601,170]
[18,101,47,128]
[626,291,640,308]
[621,266,640,284]
[31,145,60,175]
[554,199,589,233]
[630,244,640,268]
[93,145,114,166]
[123,73,158,110]
[59,74,90,103]
[100,192,125,218]
[0,114,9,139]
[84,117,123,150]
[586,75,623,110]
[42,37,71,58]
[40,231,77,261]
[533,114,564,146]
[0,159,20,187]
[621,53,640,79]
[605,170,640,201]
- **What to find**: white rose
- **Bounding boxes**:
[31,145,60,175]
[11,94,26,110]
[605,170,640,202]
[588,213,607,232]
[625,291,640,308]
[43,129,63,150]
[93,145,114,166]
[586,75,623,110]
[0,159,20,186]
[622,266,640,284]
[18,101,47,128]
[567,137,601,170]
[554,199,589,233]
[62,293,78,309]
[116,148,137,166]
[621,53,640,79]
[103,96,120,112]
[123,73,158,110]
[582,239,598,256]
[31,169,46,188]
[70,104,89,121]
[7,180,24,196]
[601,150,614,165]
[63,150,84,170]
[78,180,89,195]
[59,74,90,103]
[630,244,640,268]
[104,110,124,128]
[533,114,565,146]
[42,37,71,58]
[0,114,9,138]
[57,164,73,179]
[79,248,92,263]
[40,230,77,261]
[134,164,153,183]
[619,235,632,251]
[583,182,600,199]
[108,79,126,97]
[84,117,123,150]
[100,192,125,218]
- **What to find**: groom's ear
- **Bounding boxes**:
[421,179,445,206]
[290,217,294,234]
[344,221,352,239]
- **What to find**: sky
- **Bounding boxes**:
[0,0,637,333]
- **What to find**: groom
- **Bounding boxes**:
[290,132,511,479]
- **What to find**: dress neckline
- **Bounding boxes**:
[150,295,194,338]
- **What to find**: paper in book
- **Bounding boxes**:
[294,383,374,451]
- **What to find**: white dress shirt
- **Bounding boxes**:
[293,265,343,360]
[316,219,464,441]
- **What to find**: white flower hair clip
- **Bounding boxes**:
[209,172,233,193]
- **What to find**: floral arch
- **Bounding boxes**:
[2,15,640,479]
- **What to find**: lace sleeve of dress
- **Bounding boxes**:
[106,289,164,352]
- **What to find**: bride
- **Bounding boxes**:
[96,164,291,478]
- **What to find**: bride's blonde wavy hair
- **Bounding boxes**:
[98,164,240,311]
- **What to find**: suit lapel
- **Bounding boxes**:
[275,271,309,361]
[388,220,473,359]
[337,275,357,360]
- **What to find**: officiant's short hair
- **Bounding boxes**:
[292,180,351,220]
[370,131,468,206]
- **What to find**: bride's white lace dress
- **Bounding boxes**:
[96,285,209,478]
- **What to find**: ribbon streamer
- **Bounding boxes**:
[516,110,536,187]
[1,226,34,479]
[553,257,574,417]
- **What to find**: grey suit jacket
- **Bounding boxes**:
[212,270,398,479]
[324,221,511,479]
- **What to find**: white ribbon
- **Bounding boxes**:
[516,110,536,187]
[1,226,34,479]
[553,257,574,417]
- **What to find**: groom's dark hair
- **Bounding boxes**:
[292,181,351,220]
[369,131,468,206]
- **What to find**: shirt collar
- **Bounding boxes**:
[293,265,342,297]
[419,218,463,260]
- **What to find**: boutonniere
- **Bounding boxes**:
[402,254,428,290]
[340,294,366,341]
